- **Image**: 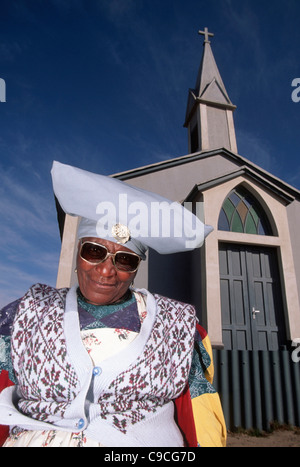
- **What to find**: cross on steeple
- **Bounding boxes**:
[198,27,214,44]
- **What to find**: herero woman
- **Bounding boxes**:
[0,161,226,447]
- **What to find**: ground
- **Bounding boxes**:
[226,426,300,447]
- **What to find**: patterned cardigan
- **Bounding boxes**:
[0,284,226,447]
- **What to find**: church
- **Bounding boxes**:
[55,29,300,431]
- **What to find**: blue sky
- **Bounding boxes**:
[0,0,300,307]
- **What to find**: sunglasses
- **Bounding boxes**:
[79,241,141,273]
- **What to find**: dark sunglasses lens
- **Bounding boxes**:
[81,243,107,263]
[115,252,140,272]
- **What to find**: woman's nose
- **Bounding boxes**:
[95,256,116,276]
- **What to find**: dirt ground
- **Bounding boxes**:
[227,427,300,447]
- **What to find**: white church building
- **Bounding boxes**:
[55,29,300,430]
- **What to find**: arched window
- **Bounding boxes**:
[218,186,273,235]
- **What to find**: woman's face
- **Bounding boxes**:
[76,237,138,305]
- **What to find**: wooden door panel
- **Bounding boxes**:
[219,244,286,350]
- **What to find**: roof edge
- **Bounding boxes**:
[185,166,295,205]
[112,147,300,202]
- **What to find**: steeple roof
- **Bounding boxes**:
[194,33,232,105]
[184,28,236,128]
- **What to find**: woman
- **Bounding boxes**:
[0,161,226,447]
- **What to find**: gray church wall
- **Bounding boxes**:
[287,199,300,305]
[206,107,231,150]
[123,153,240,202]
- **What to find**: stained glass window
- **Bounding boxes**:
[218,187,273,235]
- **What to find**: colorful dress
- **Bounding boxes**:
[0,284,226,447]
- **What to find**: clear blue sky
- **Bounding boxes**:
[0,0,300,306]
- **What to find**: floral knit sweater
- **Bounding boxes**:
[0,284,227,447]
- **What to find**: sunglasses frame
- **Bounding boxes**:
[79,240,141,273]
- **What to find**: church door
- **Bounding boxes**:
[219,243,286,351]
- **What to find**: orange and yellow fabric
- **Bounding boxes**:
[175,324,227,447]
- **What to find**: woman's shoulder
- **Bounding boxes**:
[135,289,198,327]
[18,283,70,308]
[154,292,197,313]
[24,283,69,297]
[0,284,70,324]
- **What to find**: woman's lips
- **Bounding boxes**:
[90,279,116,288]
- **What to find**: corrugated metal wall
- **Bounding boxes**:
[213,350,300,431]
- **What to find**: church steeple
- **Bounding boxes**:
[184,28,238,154]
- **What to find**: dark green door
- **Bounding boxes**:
[219,243,286,350]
